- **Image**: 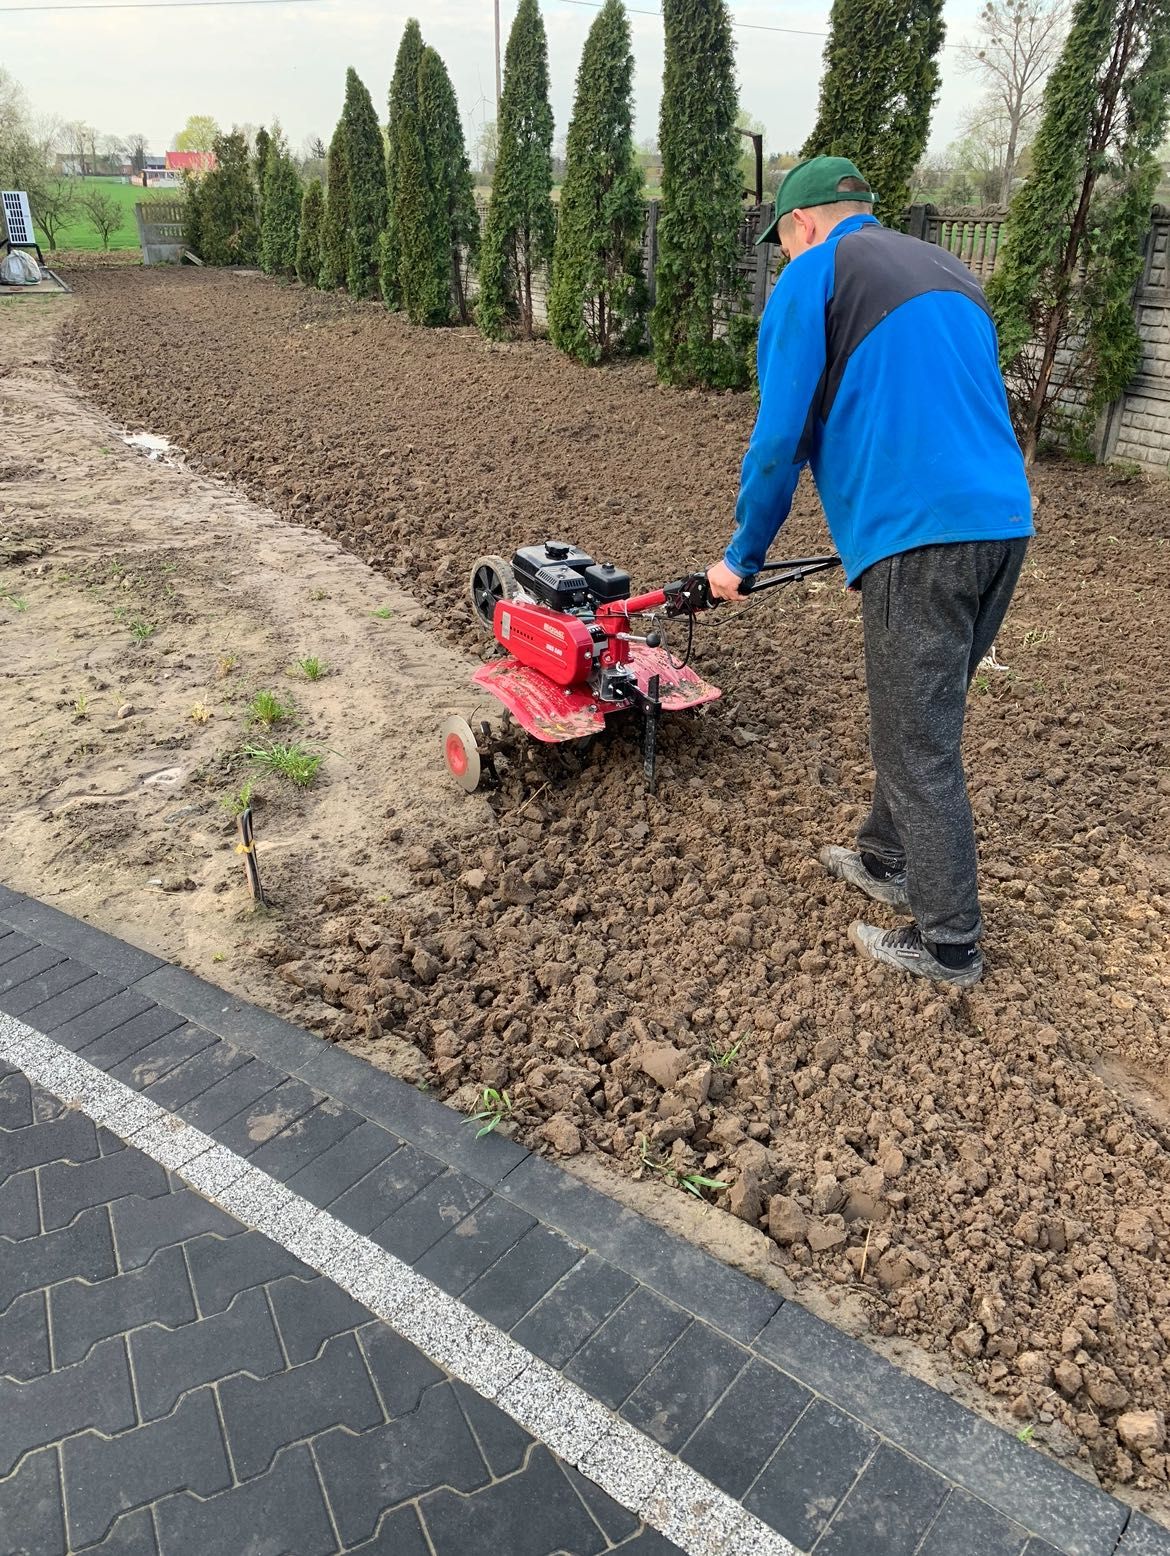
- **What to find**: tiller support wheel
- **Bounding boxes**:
[440,715,497,792]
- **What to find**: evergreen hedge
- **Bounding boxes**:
[341,66,388,299]
[295,178,325,286]
[260,131,302,278]
[320,122,349,290]
[384,19,425,311]
[417,45,480,324]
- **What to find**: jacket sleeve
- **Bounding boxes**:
[724,256,829,577]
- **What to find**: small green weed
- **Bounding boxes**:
[220,780,256,817]
[708,1036,744,1069]
[2,594,28,613]
[637,1136,729,1200]
[211,952,226,964]
[217,653,239,679]
[309,587,330,601]
[370,605,393,620]
[294,656,328,682]
[1016,1424,1035,1444]
[244,740,323,788]
[246,690,294,728]
[73,691,90,719]
[129,619,155,642]
[1022,628,1050,650]
[467,1087,524,1137]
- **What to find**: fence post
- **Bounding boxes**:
[906,204,931,242]
[644,199,659,312]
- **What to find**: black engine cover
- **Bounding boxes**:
[511,542,630,609]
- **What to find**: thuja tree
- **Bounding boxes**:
[260,130,302,278]
[548,0,646,362]
[417,45,480,323]
[190,129,259,265]
[295,178,325,285]
[341,66,387,298]
[253,125,271,223]
[320,122,349,289]
[383,18,425,310]
[394,98,449,324]
[802,0,946,219]
[987,0,1170,460]
[650,0,743,387]
[477,0,556,340]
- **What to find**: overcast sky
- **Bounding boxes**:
[6,0,990,164]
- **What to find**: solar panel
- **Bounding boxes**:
[2,191,35,247]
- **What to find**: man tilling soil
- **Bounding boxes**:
[708,156,1034,988]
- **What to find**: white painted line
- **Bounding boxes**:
[0,1013,800,1556]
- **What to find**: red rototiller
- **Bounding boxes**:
[441,540,841,793]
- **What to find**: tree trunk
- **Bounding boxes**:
[1020,10,1136,459]
[1000,118,1020,206]
[522,224,533,341]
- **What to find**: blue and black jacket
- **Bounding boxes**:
[725,213,1034,587]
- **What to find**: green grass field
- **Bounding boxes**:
[36,178,181,253]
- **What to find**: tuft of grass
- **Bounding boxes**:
[370,605,393,620]
[294,656,328,682]
[1016,1424,1035,1444]
[2,594,29,613]
[211,951,227,964]
[73,691,90,719]
[466,1087,526,1138]
[128,619,155,642]
[309,587,330,602]
[1022,628,1051,650]
[243,740,323,788]
[637,1135,729,1200]
[246,689,294,728]
[217,653,239,679]
[188,702,212,723]
[220,779,256,817]
[708,1035,744,1070]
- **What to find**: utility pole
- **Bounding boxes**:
[494,0,502,115]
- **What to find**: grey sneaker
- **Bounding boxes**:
[820,845,909,909]
[849,922,984,987]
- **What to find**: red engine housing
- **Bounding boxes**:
[492,598,595,688]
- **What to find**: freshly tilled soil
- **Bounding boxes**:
[61,268,1170,1508]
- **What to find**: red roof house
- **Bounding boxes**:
[165,150,217,174]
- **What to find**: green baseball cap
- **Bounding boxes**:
[757,155,874,245]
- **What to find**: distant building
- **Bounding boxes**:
[165,150,217,176]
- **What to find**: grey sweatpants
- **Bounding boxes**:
[857,538,1029,945]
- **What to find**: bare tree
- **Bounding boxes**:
[959,0,1067,203]
[78,186,125,249]
[125,132,148,176]
[60,119,96,175]
[36,177,79,249]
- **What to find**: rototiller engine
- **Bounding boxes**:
[441,540,840,793]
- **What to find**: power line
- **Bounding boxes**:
[0,0,322,11]
[550,0,967,49]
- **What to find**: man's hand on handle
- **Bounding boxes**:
[706,559,750,603]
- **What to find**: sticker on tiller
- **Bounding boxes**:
[500,610,511,639]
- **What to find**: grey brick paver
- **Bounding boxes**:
[0,1289,50,1380]
[39,1145,170,1229]
[153,1442,336,1556]
[0,957,94,1018]
[266,1270,372,1364]
[6,972,121,1035]
[0,1108,99,1174]
[419,1444,607,1556]
[815,1442,950,1555]
[110,1188,238,1270]
[218,1330,382,1480]
[0,1204,116,1313]
[50,988,157,1052]
[563,1287,691,1411]
[0,1445,66,1556]
[184,1227,311,1315]
[62,1387,232,1549]
[0,1335,135,1476]
[129,1284,285,1419]
[0,1164,39,1238]
[314,1381,490,1547]
[50,1243,197,1366]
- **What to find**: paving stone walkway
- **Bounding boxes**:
[1,885,1167,1556]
